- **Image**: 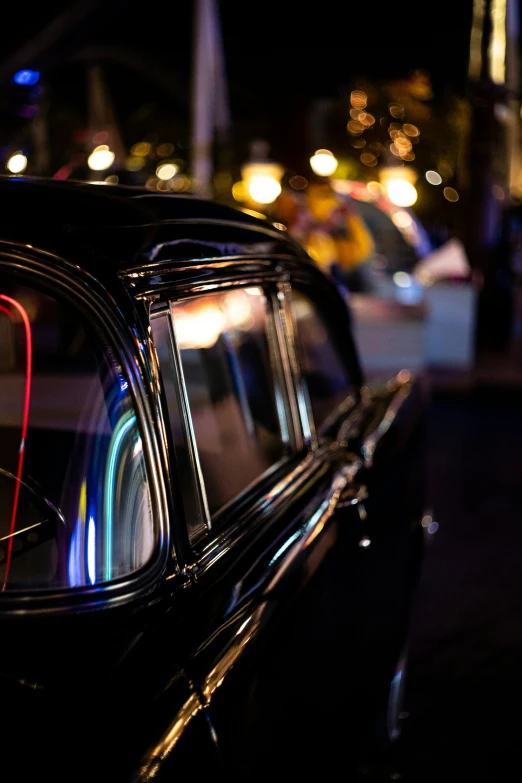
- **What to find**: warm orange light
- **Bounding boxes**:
[359,112,375,126]
[350,90,367,109]
[443,187,459,202]
[88,145,115,171]
[309,149,338,176]
[360,152,377,166]
[347,120,364,135]
[389,104,404,118]
[386,180,418,207]
[131,142,151,157]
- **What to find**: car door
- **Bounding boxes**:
[143,264,426,781]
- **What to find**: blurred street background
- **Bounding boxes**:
[1,0,520,382]
[3,1,522,778]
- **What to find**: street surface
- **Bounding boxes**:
[360,376,522,781]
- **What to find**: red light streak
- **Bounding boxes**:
[0,295,32,589]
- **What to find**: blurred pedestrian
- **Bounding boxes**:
[273,175,375,293]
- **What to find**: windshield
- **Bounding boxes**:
[0,272,156,592]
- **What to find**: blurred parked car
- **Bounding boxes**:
[0,177,426,781]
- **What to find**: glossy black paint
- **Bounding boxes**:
[0,177,426,782]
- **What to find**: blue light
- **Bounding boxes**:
[13,70,40,86]
[87,515,96,585]
[104,412,136,580]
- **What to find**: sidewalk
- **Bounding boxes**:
[426,340,522,394]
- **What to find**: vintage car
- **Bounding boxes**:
[0,177,426,781]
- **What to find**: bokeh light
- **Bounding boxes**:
[347,120,364,135]
[367,181,383,197]
[393,271,413,288]
[13,69,39,86]
[126,156,146,171]
[156,162,179,180]
[157,143,174,157]
[87,145,115,171]
[389,103,404,119]
[391,210,413,229]
[131,142,151,157]
[6,152,27,173]
[360,152,377,166]
[386,180,418,207]
[426,170,442,185]
[289,175,308,190]
[232,181,247,201]
[403,123,420,137]
[350,91,367,109]
[443,187,459,202]
[248,175,282,204]
[310,149,338,176]
[359,112,375,126]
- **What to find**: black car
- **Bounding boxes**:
[0,177,426,782]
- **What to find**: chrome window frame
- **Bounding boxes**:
[281,281,358,442]
[151,278,301,547]
[275,281,317,451]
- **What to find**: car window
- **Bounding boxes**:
[291,289,352,433]
[0,274,157,591]
[167,287,290,517]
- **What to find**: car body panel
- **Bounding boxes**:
[0,177,426,781]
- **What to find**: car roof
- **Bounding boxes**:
[0,176,309,278]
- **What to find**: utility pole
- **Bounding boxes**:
[466,0,520,353]
[190,0,230,198]
[506,0,521,194]
[87,64,126,177]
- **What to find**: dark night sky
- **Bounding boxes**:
[0,0,475,171]
[0,0,475,99]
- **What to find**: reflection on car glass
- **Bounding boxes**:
[171,287,289,514]
[0,278,157,591]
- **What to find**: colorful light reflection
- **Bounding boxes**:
[0,295,32,590]
[104,411,137,581]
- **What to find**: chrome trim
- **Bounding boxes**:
[134,605,267,781]
[200,606,265,703]
[270,287,304,453]
[263,462,357,594]
[125,256,293,300]
[191,460,360,706]
[361,373,414,468]
[277,281,317,449]
[194,452,326,578]
[163,283,300,548]
[0,246,171,612]
[143,300,182,565]
[167,303,212,533]
[134,691,204,782]
[149,308,209,545]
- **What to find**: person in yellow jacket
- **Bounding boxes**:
[274,176,376,292]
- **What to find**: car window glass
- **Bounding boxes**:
[291,290,352,432]
[170,288,288,515]
[0,274,157,591]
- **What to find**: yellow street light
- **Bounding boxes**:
[240,161,284,205]
[156,162,179,180]
[88,145,115,171]
[6,152,27,173]
[380,166,418,207]
[386,180,418,207]
[309,149,338,177]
